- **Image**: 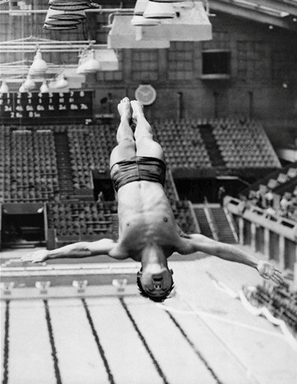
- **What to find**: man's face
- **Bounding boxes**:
[139,267,174,298]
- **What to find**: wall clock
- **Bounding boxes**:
[135,84,157,106]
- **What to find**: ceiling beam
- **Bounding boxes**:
[0,8,134,14]
[210,0,297,32]
[253,0,297,17]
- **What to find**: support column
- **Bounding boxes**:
[293,262,297,289]
[263,227,270,260]
[238,217,244,245]
[279,235,285,270]
[251,222,256,253]
[293,244,297,290]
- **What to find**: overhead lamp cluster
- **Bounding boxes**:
[14,74,69,94]
[0,39,119,95]
[108,1,212,49]
[0,80,9,94]
[0,47,70,94]
[44,0,95,30]
[131,0,183,26]
[77,48,100,74]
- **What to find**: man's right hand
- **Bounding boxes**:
[21,250,48,264]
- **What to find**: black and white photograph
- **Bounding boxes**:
[0,1,297,383]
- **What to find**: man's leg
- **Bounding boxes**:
[131,100,164,161]
[110,98,136,168]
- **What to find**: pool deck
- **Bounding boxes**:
[1,247,296,384]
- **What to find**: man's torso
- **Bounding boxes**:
[110,180,183,260]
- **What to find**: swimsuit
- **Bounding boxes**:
[110,156,166,192]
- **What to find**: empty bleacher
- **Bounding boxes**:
[154,119,212,169]
[212,118,280,169]
[46,199,198,248]
[153,117,281,170]
[3,127,59,203]
[47,200,117,243]
[0,118,284,248]
[1,118,280,204]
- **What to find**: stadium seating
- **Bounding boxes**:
[0,118,285,245]
[212,118,280,168]
[244,282,297,334]
[154,119,212,169]
[2,127,59,203]
[239,162,297,222]
[47,200,117,241]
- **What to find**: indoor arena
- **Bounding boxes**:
[0,1,297,384]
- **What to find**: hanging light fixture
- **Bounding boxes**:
[149,0,184,2]
[135,0,150,15]
[54,74,69,89]
[29,49,48,76]
[132,0,160,25]
[49,11,86,21]
[23,75,36,91]
[143,1,176,18]
[40,80,50,93]
[19,83,28,93]
[49,0,91,11]
[44,7,81,29]
[77,49,100,74]
[131,15,160,26]
[47,7,86,21]
[44,24,78,30]
[0,80,9,94]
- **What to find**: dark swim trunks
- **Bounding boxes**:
[110,156,166,192]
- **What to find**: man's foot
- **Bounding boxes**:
[117,97,131,120]
[131,100,144,123]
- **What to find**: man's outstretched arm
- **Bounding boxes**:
[21,238,116,264]
[180,233,283,284]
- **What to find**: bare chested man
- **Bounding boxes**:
[22,98,283,302]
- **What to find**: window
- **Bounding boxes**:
[201,50,230,79]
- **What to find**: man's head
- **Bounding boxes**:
[136,267,174,302]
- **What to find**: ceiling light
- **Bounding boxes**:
[0,80,9,94]
[134,0,149,15]
[131,15,160,26]
[143,1,176,19]
[49,0,91,11]
[40,80,50,93]
[77,49,100,74]
[29,49,48,76]
[23,75,36,90]
[19,83,28,93]
[50,11,86,20]
[132,0,160,26]
[54,74,69,89]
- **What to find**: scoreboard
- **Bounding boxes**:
[0,91,93,124]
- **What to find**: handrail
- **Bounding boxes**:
[223,206,239,243]
[0,203,2,250]
[225,196,297,242]
[167,168,179,200]
[0,8,134,15]
[188,201,201,234]
[203,197,219,241]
